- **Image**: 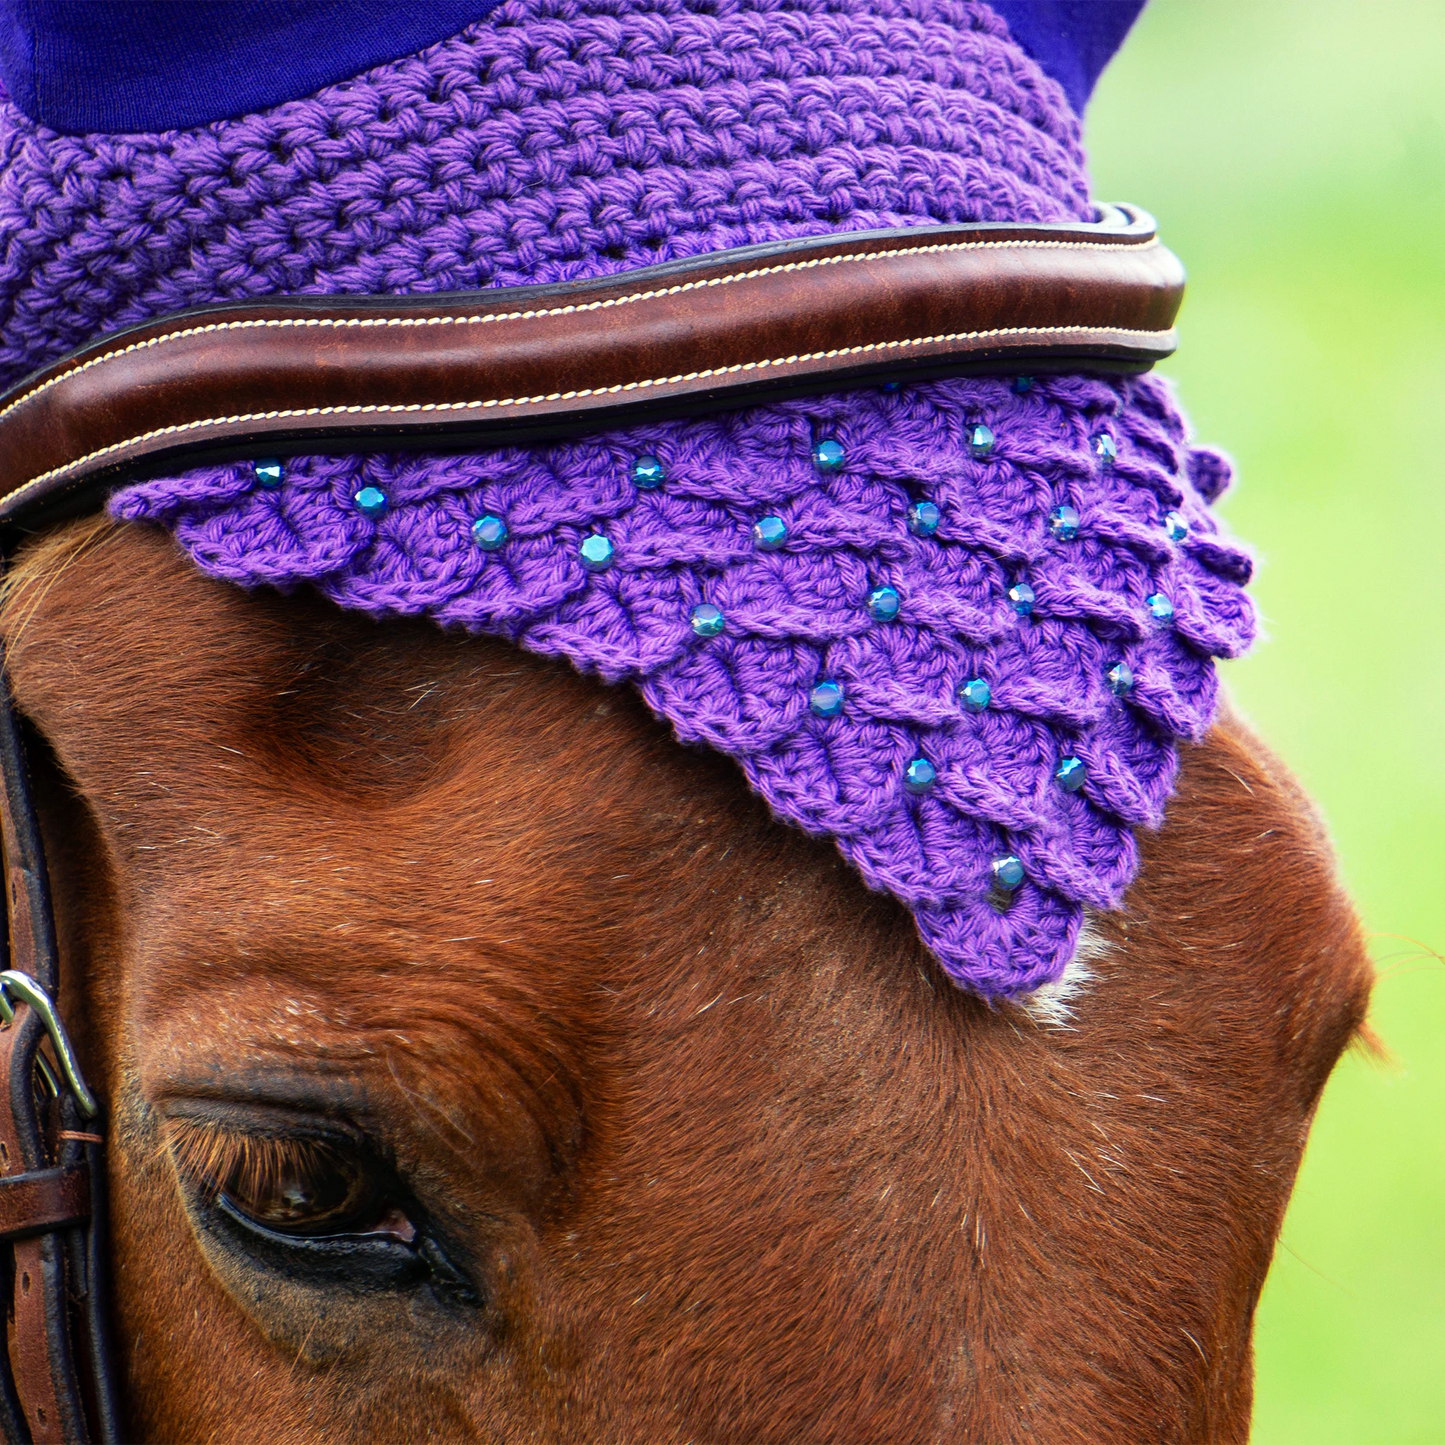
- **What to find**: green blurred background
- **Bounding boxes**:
[1086,2,1445,1440]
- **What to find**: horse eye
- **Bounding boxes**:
[222,1139,378,1235]
[169,1119,416,1243]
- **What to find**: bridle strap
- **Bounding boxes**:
[0,644,119,1445]
[0,1167,91,1241]
[0,204,1182,530]
[0,205,1182,1441]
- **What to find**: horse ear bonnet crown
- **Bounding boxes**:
[0,0,1254,998]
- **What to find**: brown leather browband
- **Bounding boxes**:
[0,204,1182,530]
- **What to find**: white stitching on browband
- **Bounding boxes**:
[2,321,1170,507]
[0,235,1161,426]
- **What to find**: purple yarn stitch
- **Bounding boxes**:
[0,0,1090,390]
[0,0,1257,996]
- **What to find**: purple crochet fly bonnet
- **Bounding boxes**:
[0,0,1253,998]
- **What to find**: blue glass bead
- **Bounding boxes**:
[632,454,666,490]
[1048,504,1081,541]
[753,515,788,551]
[812,438,845,473]
[907,500,941,538]
[1012,376,1034,395]
[1008,581,1036,617]
[866,585,900,622]
[967,422,995,458]
[1055,756,1087,792]
[958,677,991,712]
[1164,510,1188,542]
[1091,431,1118,465]
[252,457,283,490]
[904,757,937,795]
[353,485,387,519]
[991,854,1025,891]
[579,534,615,572]
[471,513,508,551]
[690,602,725,638]
[1147,592,1175,622]
[881,380,901,393]
[809,680,844,718]
[1106,661,1134,696]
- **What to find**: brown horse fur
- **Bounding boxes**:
[0,516,1371,1444]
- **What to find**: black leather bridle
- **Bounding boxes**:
[0,208,1181,1442]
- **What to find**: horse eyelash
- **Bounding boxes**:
[164,1115,343,1204]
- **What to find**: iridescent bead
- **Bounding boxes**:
[352,485,387,519]
[812,438,845,473]
[752,515,788,551]
[1055,756,1087,792]
[967,422,995,458]
[1146,592,1175,622]
[1164,510,1188,542]
[470,513,508,551]
[631,454,666,490]
[690,602,725,638]
[1106,660,1134,696]
[866,585,900,621]
[1008,581,1036,617]
[907,500,941,538]
[579,534,615,572]
[1091,432,1118,465]
[809,681,844,718]
[904,757,937,795]
[881,380,901,393]
[991,854,1025,891]
[1012,376,1034,395]
[1048,504,1080,541]
[958,677,991,712]
[252,458,283,490]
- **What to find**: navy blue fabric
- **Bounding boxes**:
[0,0,1144,135]
[989,0,1148,115]
[0,0,504,133]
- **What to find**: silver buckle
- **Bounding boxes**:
[0,970,98,1118]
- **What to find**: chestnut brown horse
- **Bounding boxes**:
[0,515,1369,1443]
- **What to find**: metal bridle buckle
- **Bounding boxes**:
[0,970,99,1118]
